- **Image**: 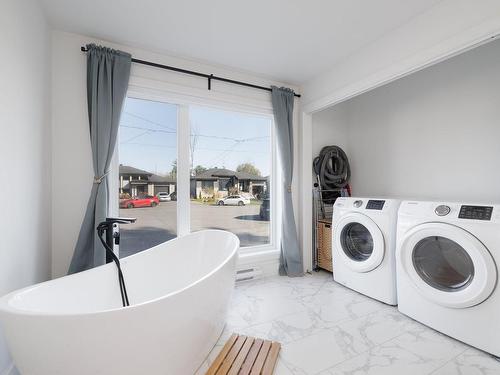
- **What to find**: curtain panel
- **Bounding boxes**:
[271,86,303,276]
[69,44,131,274]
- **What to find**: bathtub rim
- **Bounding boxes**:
[0,230,239,317]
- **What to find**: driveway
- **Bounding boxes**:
[119,201,269,257]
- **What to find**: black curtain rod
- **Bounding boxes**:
[80,46,301,98]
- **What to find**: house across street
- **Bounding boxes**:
[119,165,269,200]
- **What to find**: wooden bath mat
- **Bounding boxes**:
[206,333,281,375]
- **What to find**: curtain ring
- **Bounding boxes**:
[287,185,292,193]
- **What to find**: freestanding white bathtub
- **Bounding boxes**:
[0,230,239,375]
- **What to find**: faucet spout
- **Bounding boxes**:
[101,217,137,225]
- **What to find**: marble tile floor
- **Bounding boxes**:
[196,271,500,375]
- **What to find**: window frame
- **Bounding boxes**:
[111,86,281,256]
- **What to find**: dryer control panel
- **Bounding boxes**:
[459,205,493,221]
[366,200,385,210]
[398,201,500,225]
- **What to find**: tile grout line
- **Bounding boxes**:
[426,347,469,375]
[309,312,463,375]
[265,307,407,374]
[238,291,393,353]
[311,330,414,375]
[233,294,388,346]
[232,275,332,330]
[316,327,472,375]
[233,274,394,372]
[233,274,500,375]
[227,275,331,374]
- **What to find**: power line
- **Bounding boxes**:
[119,142,176,148]
[120,123,269,142]
[193,134,269,142]
[120,124,176,134]
[123,113,268,142]
[121,130,152,144]
[123,111,177,131]
[119,142,268,154]
[206,141,244,166]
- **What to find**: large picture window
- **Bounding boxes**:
[189,105,272,248]
[118,97,178,258]
[116,96,275,257]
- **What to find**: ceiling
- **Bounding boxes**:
[40,0,442,85]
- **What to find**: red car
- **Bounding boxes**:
[120,195,159,208]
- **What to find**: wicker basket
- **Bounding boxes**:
[317,219,333,272]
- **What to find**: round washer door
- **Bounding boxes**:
[334,212,385,272]
[399,223,497,308]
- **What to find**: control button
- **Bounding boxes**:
[435,205,451,216]
[353,200,363,208]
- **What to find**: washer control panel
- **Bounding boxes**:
[434,205,451,216]
[366,200,385,210]
[459,205,493,221]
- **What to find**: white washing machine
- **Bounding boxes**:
[396,201,499,356]
[332,197,401,305]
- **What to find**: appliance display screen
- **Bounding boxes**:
[459,205,493,221]
[366,200,385,210]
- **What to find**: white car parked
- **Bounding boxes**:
[217,195,251,206]
[156,192,172,202]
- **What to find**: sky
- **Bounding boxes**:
[119,97,272,177]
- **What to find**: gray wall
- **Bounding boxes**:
[0,1,52,373]
[312,39,500,203]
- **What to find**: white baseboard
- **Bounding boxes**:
[237,249,279,279]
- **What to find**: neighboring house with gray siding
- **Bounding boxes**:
[191,168,268,199]
[119,165,176,197]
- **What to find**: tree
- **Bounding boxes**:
[236,163,261,176]
[170,160,177,178]
[193,165,207,176]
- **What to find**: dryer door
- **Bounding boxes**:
[398,223,497,308]
[334,213,385,272]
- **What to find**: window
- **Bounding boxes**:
[115,95,276,256]
[340,223,374,261]
[118,97,178,258]
[412,236,474,292]
[189,105,272,248]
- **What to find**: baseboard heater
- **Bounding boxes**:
[236,267,262,282]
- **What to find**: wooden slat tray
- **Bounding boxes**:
[206,334,281,375]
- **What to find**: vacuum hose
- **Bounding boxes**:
[313,145,350,190]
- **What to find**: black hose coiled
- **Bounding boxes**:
[313,145,350,190]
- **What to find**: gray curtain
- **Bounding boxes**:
[69,44,131,274]
[271,86,303,276]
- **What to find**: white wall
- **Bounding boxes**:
[312,106,349,159]
[311,105,349,192]
[51,31,300,278]
[313,39,500,203]
[300,0,500,272]
[302,0,500,112]
[0,0,52,373]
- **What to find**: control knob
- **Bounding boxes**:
[353,200,363,208]
[435,205,451,216]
